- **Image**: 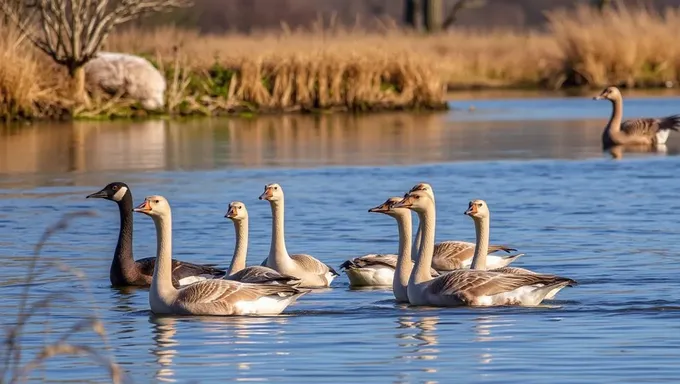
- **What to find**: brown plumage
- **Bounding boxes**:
[594,86,680,149]
[430,241,519,271]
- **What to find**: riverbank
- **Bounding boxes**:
[2,5,680,121]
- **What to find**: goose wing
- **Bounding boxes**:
[136,257,226,281]
[177,278,301,306]
[226,266,302,286]
[428,270,573,303]
[291,253,339,277]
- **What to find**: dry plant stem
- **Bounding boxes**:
[1,211,124,384]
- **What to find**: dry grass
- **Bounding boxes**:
[3,4,680,120]
[0,212,125,383]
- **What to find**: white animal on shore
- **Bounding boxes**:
[84,52,166,110]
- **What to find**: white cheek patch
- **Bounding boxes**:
[112,186,128,202]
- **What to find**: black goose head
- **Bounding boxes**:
[86,182,131,203]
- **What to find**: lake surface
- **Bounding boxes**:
[2,93,680,383]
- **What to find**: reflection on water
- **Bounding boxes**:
[2,113,664,177]
[151,317,178,383]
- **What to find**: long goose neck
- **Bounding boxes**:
[113,195,135,271]
[269,200,289,260]
[228,218,248,275]
[395,212,413,286]
[607,97,623,133]
[413,205,435,284]
[412,217,422,262]
[151,213,177,298]
[470,216,490,270]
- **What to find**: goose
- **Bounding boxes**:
[394,189,575,307]
[594,86,680,149]
[258,183,339,288]
[408,183,521,271]
[339,198,438,289]
[464,199,576,300]
[224,201,301,286]
[86,182,226,288]
[133,195,308,316]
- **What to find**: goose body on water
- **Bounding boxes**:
[340,198,439,289]
[464,199,576,300]
[258,183,339,288]
[408,183,521,271]
[394,189,575,307]
[133,195,308,316]
[224,201,301,286]
[594,86,680,149]
[87,182,226,288]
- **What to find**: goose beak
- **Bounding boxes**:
[393,195,414,209]
[464,205,477,216]
[133,200,152,214]
[225,206,237,218]
[86,189,107,199]
[593,95,605,100]
[258,188,273,201]
[368,203,389,213]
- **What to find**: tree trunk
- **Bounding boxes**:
[404,0,417,29]
[69,66,90,106]
[422,0,443,33]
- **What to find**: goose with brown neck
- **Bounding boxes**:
[340,197,438,289]
[224,201,301,286]
[594,86,680,149]
[133,195,308,316]
[86,182,226,288]
[408,183,521,271]
[464,199,576,300]
[258,183,339,288]
[394,189,575,307]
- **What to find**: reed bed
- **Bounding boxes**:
[1,5,680,120]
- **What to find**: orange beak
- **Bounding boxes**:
[368,202,389,213]
[133,200,152,213]
[464,204,477,216]
[225,206,237,218]
[258,187,273,200]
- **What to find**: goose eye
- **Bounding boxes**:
[154,200,160,204]
[477,203,483,207]
[238,206,243,209]
[273,186,278,190]
[415,195,420,199]
[112,186,118,191]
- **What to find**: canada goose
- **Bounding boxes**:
[86,182,225,288]
[464,199,576,300]
[408,183,521,271]
[394,189,575,307]
[594,86,680,149]
[258,183,339,288]
[133,195,307,316]
[224,201,301,286]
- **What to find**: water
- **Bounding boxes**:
[2,93,680,383]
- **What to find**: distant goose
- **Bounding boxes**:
[133,195,307,316]
[86,182,226,288]
[224,201,302,286]
[594,86,680,149]
[408,183,521,271]
[258,183,339,288]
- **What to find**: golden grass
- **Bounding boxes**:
[2,4,680,120]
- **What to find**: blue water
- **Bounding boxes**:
[1,94,680,383]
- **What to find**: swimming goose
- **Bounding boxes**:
[408,183,521,271]
[86,182,226,288]
[258,183,339,288]
[394,190,574,307]
[464,199,576,300]
[594,86,680,149]
[224,201,301,286]
[133,195,308,316]
[339,198,438,288]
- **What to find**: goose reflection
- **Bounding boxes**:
[607,144,669,160]
[472,315,515,365]
[150,315,290,382]
[396,316,440,364]
[150,316,179,383]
